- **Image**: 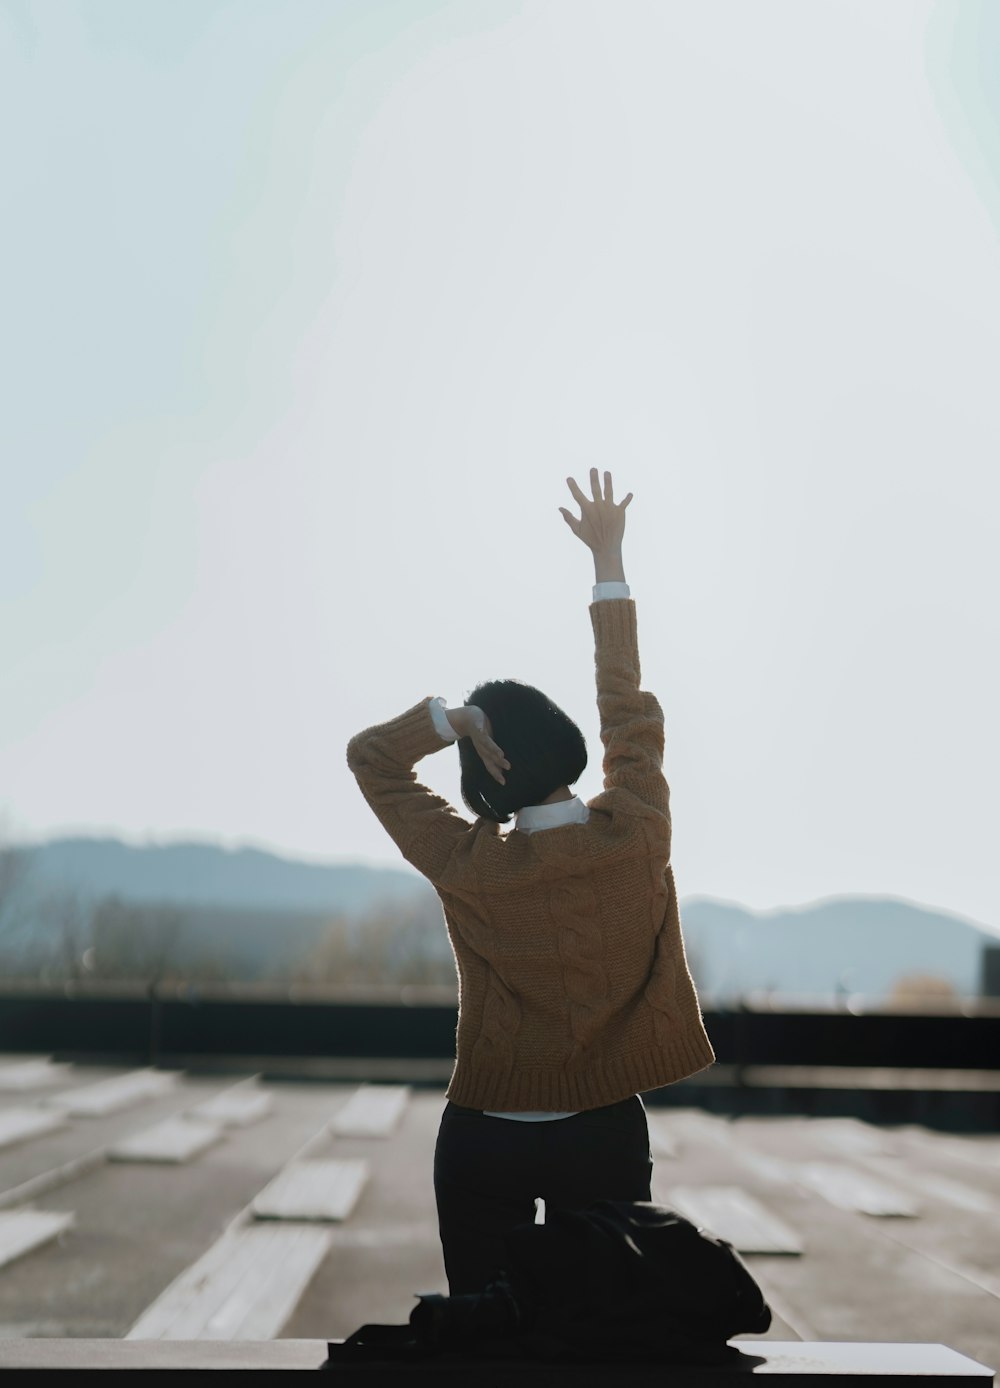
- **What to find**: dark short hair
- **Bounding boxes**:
[457,680,587,825]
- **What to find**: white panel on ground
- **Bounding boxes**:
[0,1210,74,1270]
[109,1117,225,1164]
[795,1161,919,1216]
[252,1159,369,1222]
[646,1114,679,1157]
[909,1130,1000,1171]
[885,1166,1000,1216]
[810,1117,895,1158]
[0,1059,73,1091]
[329,1084,410,1138]
[667,1184,804,1255]
[125,1223,332,1340]
[42,1069,180,1116]
[187,1082,272,1128]
[669,1110,734,1147]
[0,1108,68,1150]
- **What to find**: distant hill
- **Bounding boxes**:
[18,837,427,915]
[5,836,996,999]
[679,895,996,1003]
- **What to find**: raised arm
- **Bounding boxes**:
[562,470,669,824]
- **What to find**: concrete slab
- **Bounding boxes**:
[330,1085,410,1138]
[126,1225,332,1340]
[794,1163,920,1217]
[188,1080,273,1128]
[0,1339,990,1380]
[0,1109,68,1151]
[665,1185,804,1255]
[0,1210,74,1270]
[252,1158,369,1221]
[41,1069,180,1116]
[0,1337,328,1369]
[108,1115,225,1164]
[0,1060,73,1092]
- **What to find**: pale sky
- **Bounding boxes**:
[1,0,998,932]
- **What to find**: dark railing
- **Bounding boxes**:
[2,982,998,1129]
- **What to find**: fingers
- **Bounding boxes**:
[489,749,510,783]
[566,476,587,507]
[567,471,629,508]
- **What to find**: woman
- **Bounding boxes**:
[346,469,715,1295]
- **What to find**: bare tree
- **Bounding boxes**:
[39,887,92,982]
[0,827,40,971]
[90,897,186,984]
[296,898,456,988]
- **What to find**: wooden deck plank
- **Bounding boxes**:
[252,1159,369,1222]
[901,1129,1000,1173]
[0,1210,74,1270]
[127,1226,274,1340]
[794,1162,920,1217]
[187,1081,272,1128]
[42,1069,180,1116]
[0,1059,73,1091]
[809,1118,896,1159]
[108,1116,225,1164]
[883,1167,1000,1217]
[646,1114,680,1157]
[126,1225,331,1340]
[211,1226,332,1340]
[665,1184,804,1255]
[0,1107,68,1150]
[330,1085,410,1138]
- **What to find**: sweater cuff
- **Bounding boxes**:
[346,697,452,773]
[589,594,637,647]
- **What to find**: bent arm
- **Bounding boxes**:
[346,697,472,883]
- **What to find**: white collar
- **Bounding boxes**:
[514,794,589,834]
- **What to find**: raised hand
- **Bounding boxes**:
[559,468,633,555]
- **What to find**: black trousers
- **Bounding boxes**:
[433,1095,653,1295]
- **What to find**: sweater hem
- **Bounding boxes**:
[444,1029,716,1113]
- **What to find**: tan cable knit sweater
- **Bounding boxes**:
[345,597,715,1111]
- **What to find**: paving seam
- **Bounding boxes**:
[0,1145,111,1211]
[871,1223,1000,1302]
[125,1088,358,1338]
[0,1074,280,1212]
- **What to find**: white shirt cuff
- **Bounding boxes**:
[592,580,631,602]
[429,696,459,741]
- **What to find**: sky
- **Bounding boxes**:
[1,0,998,932]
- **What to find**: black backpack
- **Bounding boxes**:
[322,1199,772,1367]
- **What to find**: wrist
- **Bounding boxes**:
[593,550,626,584]
[445,707,469,737]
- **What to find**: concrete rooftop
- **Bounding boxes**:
[0,1059,996,1374]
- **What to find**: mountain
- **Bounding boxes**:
[5,836,996,999]
[680,895,995,1003]
[16,837,428,915]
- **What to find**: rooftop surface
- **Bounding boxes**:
[0,1058,996,1373]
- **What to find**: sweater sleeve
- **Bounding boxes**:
[589,597,670,826]
[346,697,473,884]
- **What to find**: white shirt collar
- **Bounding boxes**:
[514,794,589,834]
